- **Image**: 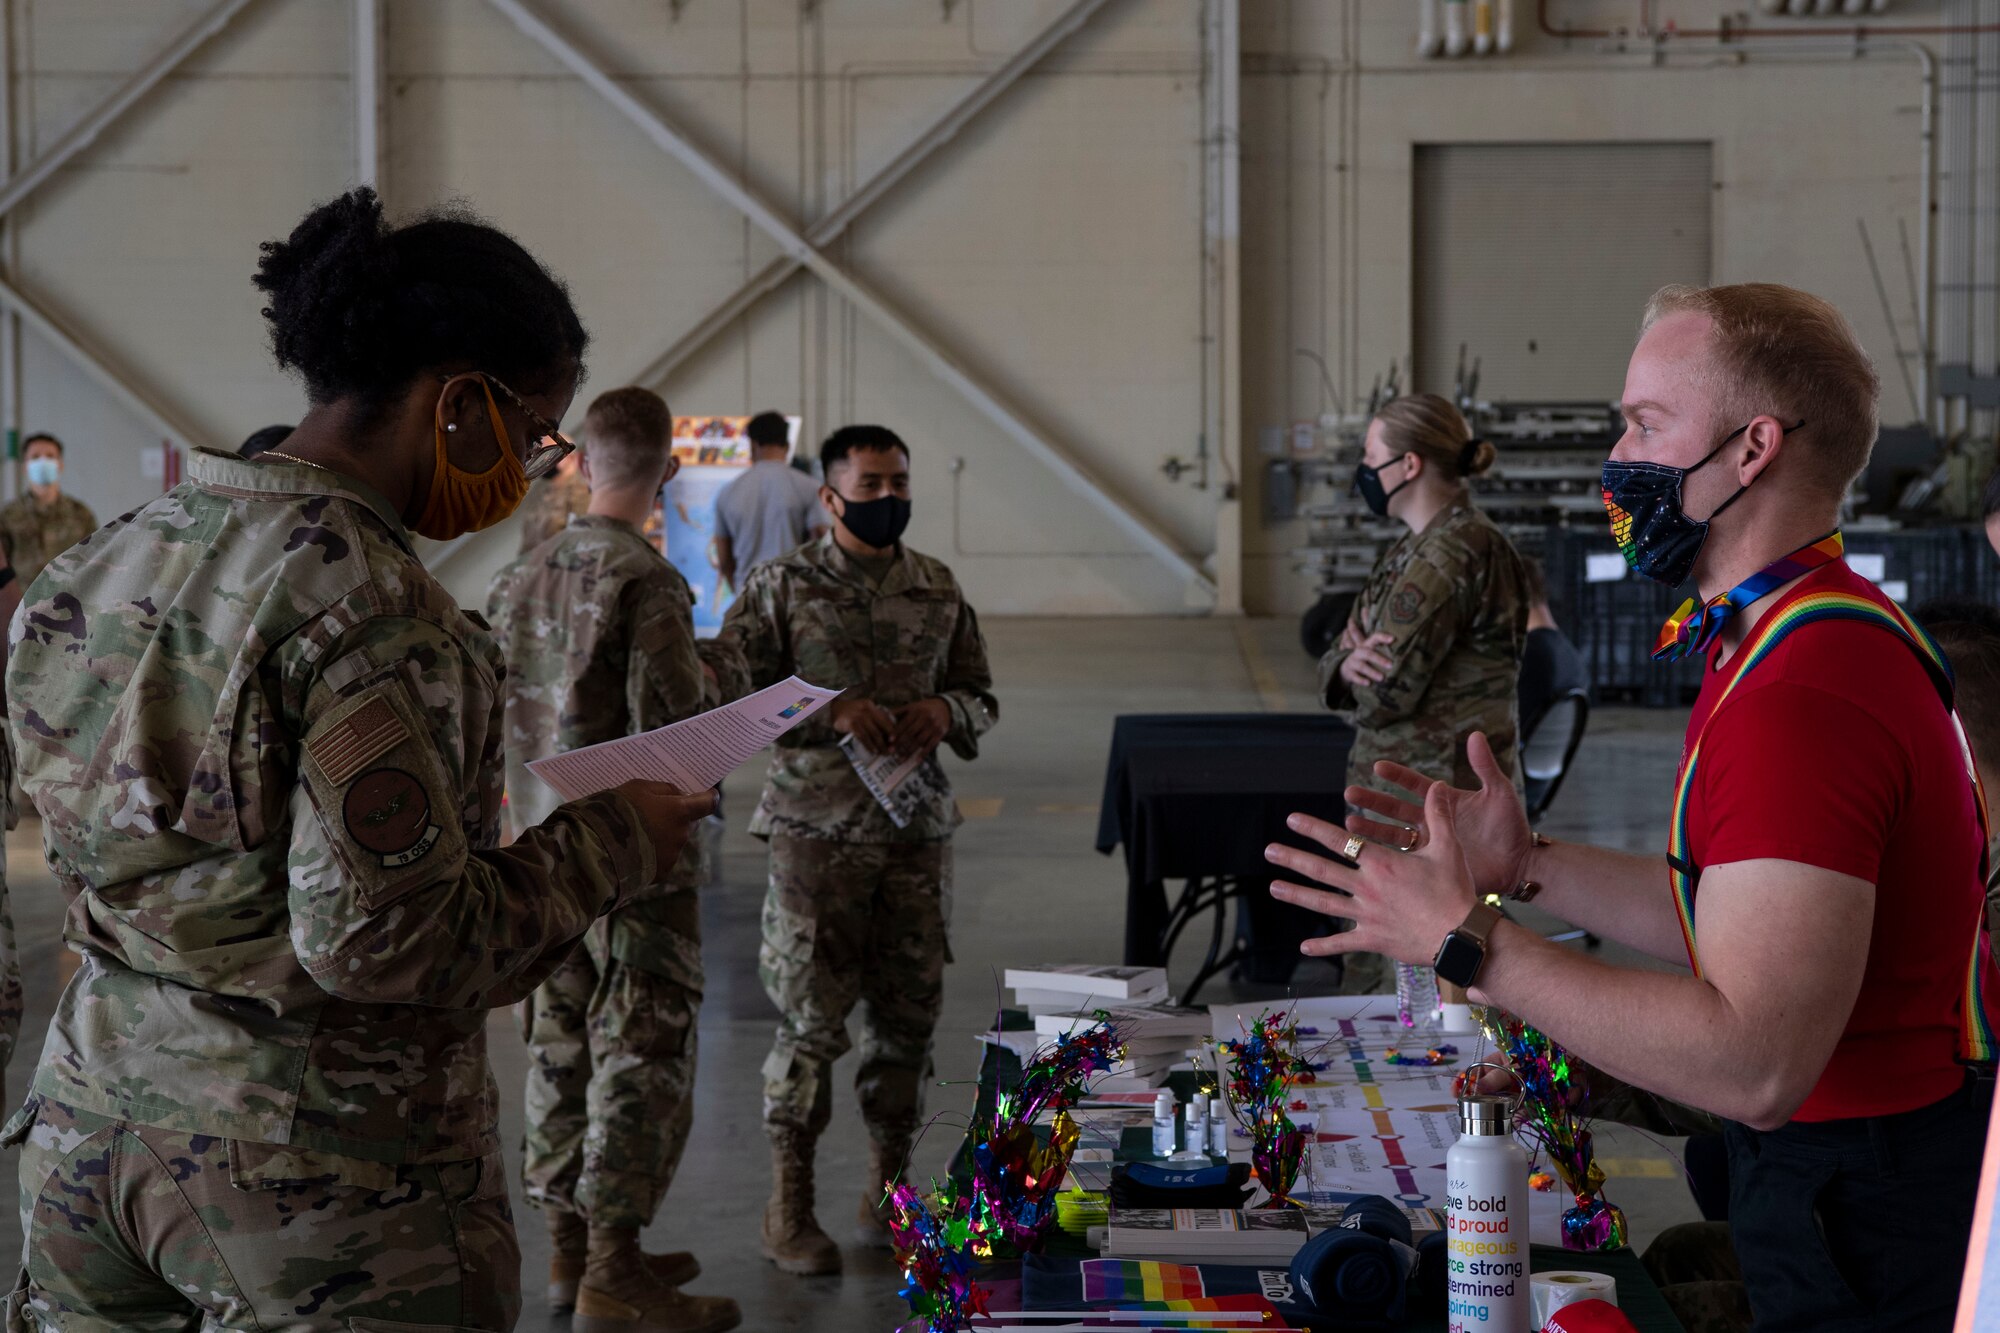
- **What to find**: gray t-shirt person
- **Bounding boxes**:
[715,459,825,577]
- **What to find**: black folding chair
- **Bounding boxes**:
[1521,687,1590,823]
[1522,686,1598,950]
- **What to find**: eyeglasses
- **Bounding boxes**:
[444,372,576,480]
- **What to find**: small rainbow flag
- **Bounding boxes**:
[1079,1259,1207,1304]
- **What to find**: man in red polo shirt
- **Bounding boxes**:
[1266,283,1994,1332]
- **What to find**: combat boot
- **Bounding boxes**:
[760,1129,842,1275]
[548,1209,701,1314]
[573,1226,740,1333]
[855,1133,912,1248]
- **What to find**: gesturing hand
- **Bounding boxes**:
[829,696,898,755]
[1265,779,1479,967]
[1342,731,1532,898]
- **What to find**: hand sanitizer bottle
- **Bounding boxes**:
[1208,1097,1228,1155]
[1152,1090,1177,1157]
[1174,1097,1207,1161]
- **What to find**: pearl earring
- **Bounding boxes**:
[446,424,458,433]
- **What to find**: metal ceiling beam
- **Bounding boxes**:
[354,0,388,193]
[0,272,203,454]
[0,0,261,222]
[486,0,1214,596]
[630,0,1113,389]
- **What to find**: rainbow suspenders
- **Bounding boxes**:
[1666,586,2000,1066]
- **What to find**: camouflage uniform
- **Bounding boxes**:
[1318,502,1527,993]
[2,449,660,1331]
[711,533,996,1143]
[1643,1222,1751,1333]
[0,490,97,592]
[487,514,715,1232]
[0,731,19,1106]
[516,465,591,553]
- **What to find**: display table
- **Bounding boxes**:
[956,1040,1688,1328]
[1094,713,1353,998]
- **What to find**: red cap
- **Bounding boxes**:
[1544,1300,1639,1333]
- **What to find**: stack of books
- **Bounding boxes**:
[1033,1004,1209,1090]
[1003,964,1169,1016]
[1102,1207,1312,1267]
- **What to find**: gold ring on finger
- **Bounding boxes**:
[1399,826,1419,853]
[1341,834,1366,862]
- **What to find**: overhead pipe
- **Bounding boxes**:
[1417,0,1443,56]
[1444,0,1471,55]
[1540,0,2000,39]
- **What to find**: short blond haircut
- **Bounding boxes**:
[1373,392,1497,480]
[1642,283,1879,495]
[582,386,672,491]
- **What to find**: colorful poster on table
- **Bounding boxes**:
[1299,1108,1562,1246]
[1208,995,1486,1112]
[653,414,802,636]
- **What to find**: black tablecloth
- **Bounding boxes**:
[1095,714,1353,974]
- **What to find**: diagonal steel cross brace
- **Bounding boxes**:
[0,0,263,223]
[0,0,265,455]
[486,0,1215,596]
[628,0,1112,390]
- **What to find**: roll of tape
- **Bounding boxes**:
[1532,1271,1617,1327]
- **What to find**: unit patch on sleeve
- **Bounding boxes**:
[1390,585,1426,624]
[343,767,443,868]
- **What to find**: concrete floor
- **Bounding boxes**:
[0,616,1700,1330]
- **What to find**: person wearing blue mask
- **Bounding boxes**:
[0,432,97,592]
[1270,283,1994,1333]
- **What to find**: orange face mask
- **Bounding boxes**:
[413,377,530,540]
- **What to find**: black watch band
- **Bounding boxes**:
[1433,901,1503,989]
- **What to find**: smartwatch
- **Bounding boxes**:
[1433,901,1503,989]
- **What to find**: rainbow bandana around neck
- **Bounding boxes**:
[1652,531,1845,663]
[1666,578,2000,1065]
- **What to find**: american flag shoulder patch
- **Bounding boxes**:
[309,695,411,786]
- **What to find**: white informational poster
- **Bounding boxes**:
[528,676,838,800]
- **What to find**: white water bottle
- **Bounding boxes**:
[1397,961,1441,1029]
[1446,1092,1531,1332]
[1208,1097,1228,1155]
[1152,1091,1177,1157]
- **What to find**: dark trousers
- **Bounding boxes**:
[1725,1076,1991,1332]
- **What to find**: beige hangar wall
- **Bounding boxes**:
[0,0,1952,618]
[1240,0,1945,615]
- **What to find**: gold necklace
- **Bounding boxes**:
[263,449,336,474]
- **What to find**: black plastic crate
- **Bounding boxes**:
[1543,525,1996,707]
